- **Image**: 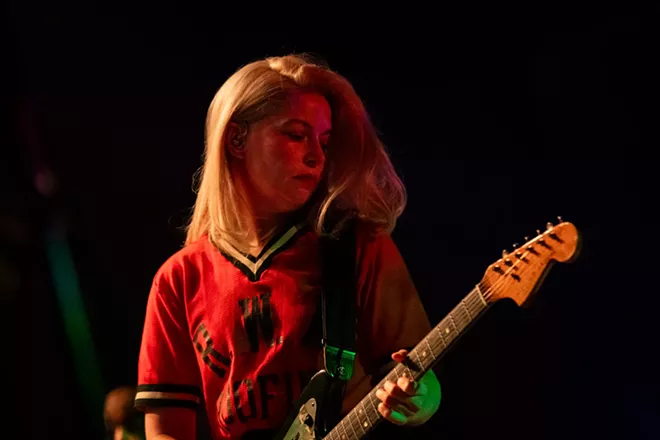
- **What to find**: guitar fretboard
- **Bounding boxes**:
[324,284,489,440]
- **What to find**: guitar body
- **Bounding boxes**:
[270,370,339,440]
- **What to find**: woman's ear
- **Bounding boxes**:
[226,121,249,159]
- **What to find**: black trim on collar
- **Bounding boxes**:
[219,222,310,282]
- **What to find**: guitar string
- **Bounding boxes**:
[326,244,547,439]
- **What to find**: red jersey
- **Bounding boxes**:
[135,220,431,439]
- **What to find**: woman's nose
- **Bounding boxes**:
[303,138,325,168]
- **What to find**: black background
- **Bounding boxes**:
[4,3,658,439]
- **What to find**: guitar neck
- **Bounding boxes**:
[325,284,490,440]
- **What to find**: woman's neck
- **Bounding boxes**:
[231,175,311,256]
[233,203,300,257]
[249,214,287,250]
[231,178,285,254]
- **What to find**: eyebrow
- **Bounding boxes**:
[284,118,332,135]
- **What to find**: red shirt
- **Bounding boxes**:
[135,220,431,439]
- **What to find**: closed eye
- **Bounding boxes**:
[320,135,331,151]
[284,130,330,151]
[286,132,305,141]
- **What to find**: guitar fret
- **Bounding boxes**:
[354,409,366,435]
[334,418,344,439]
[413,348,425,371]
[449,311,459,338]
[475,284,488,306]
[360,400,372,429]
[340,419,351,440]
[346,419,356,440]
[412,349,423,374]
[346,414,357,439]
[354,401,371,432]
[453,306,468,330]
[437,325,449,348]
[448,312,457,334]
[359,419,367,436]
[461,299,472,320]
[332,422,341,440]
[399,355,415,382]
[453,303,469,330]
[465,294,479,317]
[445,314,458,343]
[424,337,437,362]
[367,393,380,423]
[459,300,471,327]
[467,289,483,314]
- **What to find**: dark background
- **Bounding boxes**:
[4,3,658,439]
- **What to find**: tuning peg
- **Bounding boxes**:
[546,221,554,230]
[512,243,519,249]
[536,229,541,235]
[524,236,529,241]
[557,215,563,223]
[502,249,510,258]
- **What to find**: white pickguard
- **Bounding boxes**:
[281,398,319,440]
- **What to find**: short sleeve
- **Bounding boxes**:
[355,227,432,381]
[135,268,203,411]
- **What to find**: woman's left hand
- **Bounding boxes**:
[375,349,442,426]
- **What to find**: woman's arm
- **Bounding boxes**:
[137,265,204,440]
[145,407,196,440]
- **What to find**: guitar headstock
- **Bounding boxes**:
[480,218,580,306]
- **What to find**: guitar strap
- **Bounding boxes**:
[318,216,358,430]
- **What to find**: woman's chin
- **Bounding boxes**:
[276,190,314,214]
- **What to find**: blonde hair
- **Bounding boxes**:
[185,54,406,252]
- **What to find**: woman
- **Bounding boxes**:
[135,54,441,440]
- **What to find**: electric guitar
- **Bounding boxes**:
[271,218,580,440]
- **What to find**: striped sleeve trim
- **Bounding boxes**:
[135,384,201,410]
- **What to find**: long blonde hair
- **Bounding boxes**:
[185,54,406,252]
